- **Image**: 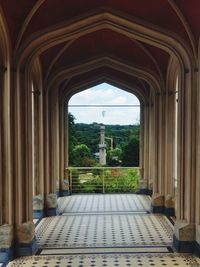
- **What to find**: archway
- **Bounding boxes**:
[66,82,141,194]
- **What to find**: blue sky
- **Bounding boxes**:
[68,83,140,125]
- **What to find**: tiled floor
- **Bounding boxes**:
[6,194,200,266]
[58,194,151,214]
[36,214,173,248]
[7,253,200,266]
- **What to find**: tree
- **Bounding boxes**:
[107,147,122,166]
[121,136,139,166]
[68,113,77,164]
[71,144,97,167]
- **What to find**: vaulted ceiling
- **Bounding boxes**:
[1,0,199,95]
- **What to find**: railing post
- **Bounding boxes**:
[102,168,105,194]
[70,169,72,194]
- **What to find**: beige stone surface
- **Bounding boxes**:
[56,180,60,191]
[139,179,148,189]
[0,224,13,248]
[152,194,164,206]
[16,221,35,244]
[165,194,174,208]
[148,181,153,190]
[45,194,57,209]
[33,195,44,210]
[61,179,69,190]
[174,220,195,241]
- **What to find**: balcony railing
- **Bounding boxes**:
[65,167,140,194]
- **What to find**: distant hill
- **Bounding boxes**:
[73,122,139,154]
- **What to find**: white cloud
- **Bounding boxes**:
[69,83,140,125]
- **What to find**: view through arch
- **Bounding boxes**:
[67,83,141,194]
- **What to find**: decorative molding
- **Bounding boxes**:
[47,56,161,95]
[15,0,46,52]
[16,9,192,72]
[168,0,197,59]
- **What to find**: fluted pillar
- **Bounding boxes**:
[0,64,14,263]
[13,68,37,256]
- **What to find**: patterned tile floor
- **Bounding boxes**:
[6,194,200,266]
[7,253,200,266]
[35,214,173,248]
[58,194,151,214]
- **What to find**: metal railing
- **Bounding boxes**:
[65,167,140,194]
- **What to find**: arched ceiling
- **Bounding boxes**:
[60,67,150,105]
[40,29,169,81]
[2,0,200,48]
[1,0,199,95]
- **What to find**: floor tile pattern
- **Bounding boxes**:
[7,194,200,267]
[40,246,170,255]
[36,214,173,248]
[7,253,200,267]
[58,194,151,214]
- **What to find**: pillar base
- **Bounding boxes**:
[0,224,13,264]
[45,208,58,216]
[15,237,37,257]
[147,189,153,196]
[137,179,148,195]
[151,194,164,213]
[136,188,148,195]
[194,241,200,257]
[173,234,195,252]
[33,209,45,219]
[60,190,71,196]
[194,224,200,256]
[33,195,44,219]
[173,221,195,252]
[151,205,164,213]
[164,207,175,216]
[45,193,58,216]
[164,195,175,216]
[56,191,60,197]
[0,248,14,264]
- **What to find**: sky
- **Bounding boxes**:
[68,83,140,125]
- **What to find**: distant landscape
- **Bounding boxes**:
[68,113,140,167]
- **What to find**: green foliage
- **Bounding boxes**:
[107,147,122,166]
[121,135,139,166]
[68,113,77,164]
[71,144,98,167]
[104,168,139,193]
[72,168,139,193]
[68,113,140,167]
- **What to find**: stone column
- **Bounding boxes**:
[195,55,200,255]
[32,86,45,219]
[59,101,69,196]
[148,91,156,195]
[0,64,14,263]
[63,102,71,196]
[42,89,60,216]
[151,92,165,213]
[50,88,60,193]
[13,68,37,256]
[138,104,149,194]
[173,68,196,252]
[43,92,50,195]
[164,87,176,216]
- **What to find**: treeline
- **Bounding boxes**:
[68,113,139,167]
